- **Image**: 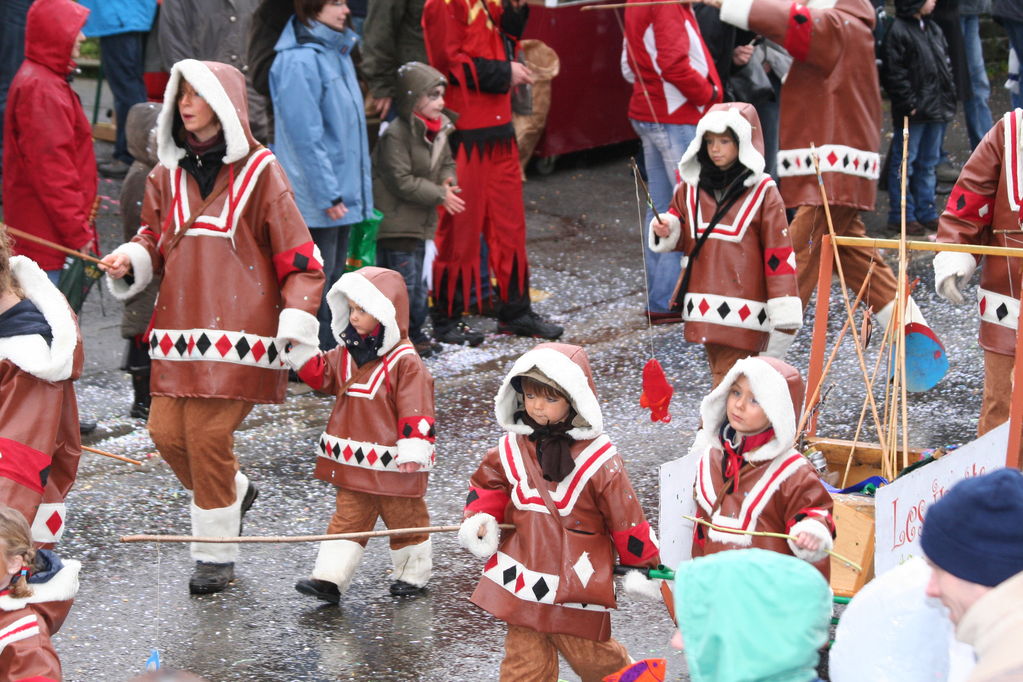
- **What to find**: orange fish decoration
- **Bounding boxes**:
[603,658,667,682]
[640,358,673,423]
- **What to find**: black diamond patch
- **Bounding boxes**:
[174,335,188,355]
[267,343,279,364]
[196,333,212,355]
[532,577,550,601]
[627,536,646,558]
[956,194,967,211]
[319,437,328,454]
[843,154,850,167]
[781,158,791,170]
[466,490,480,505]
[150,335,159,351]
[794,12,808,22]
[402,423,414,437]
[380,452,393,467]
[767,254,781,272]
[758,309,768,325]
[686,299,695,315]
[235,337,251,358]
[428,424,436,438]
[354,448,365,463]
[293,252,310,271]
[332,443,341,457]
[502,567,517,585]
[997,303,1009,320]
[805,155,813,168]
[717,302,731,319]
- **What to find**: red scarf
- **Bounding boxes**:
[414,112,442,141]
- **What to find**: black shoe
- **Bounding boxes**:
[189,561,235,594]
[389,580,425,597]
[434,320,485,347]
[98,158,130,178]
[413,339,441,358]
[130,370,151,419]
[239,483,258,534]
[497,312,564,340]
[295,578,341,604]
[79,419,97,435]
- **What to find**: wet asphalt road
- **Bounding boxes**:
[57,102,1002,681]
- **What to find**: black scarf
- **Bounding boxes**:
[340,322,384,367]
[516,409,577,483]
[179,130,226,199]
[697,145,749,191]
[0,299,52,344]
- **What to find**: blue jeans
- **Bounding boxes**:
[887,120,945,224]
[310,225,351,350]
[45,269,61,286]
[377,241,428,345]
[630,119,696,312]
[961,14,994,149]
[1002,17,1023,110]
[100,32,148,164]
[0,0,32,180]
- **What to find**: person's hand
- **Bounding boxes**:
[732,44,754,66]
[701,0,723,7]
[398,462,422,473]
[508,0,527,10]
[99,252,131,278]
[326,202,348,221]
[374,96,392,119]
[794,531,822,553]
[443,178,466,214]
[653,217,670,238]
[510,61,534,88]
[934,251,977,305]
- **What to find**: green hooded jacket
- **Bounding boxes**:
[675,549,831,682]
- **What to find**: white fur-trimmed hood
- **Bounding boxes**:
[494,343,603,440]
[0,559,80,611]
[678,102,767,188]
[327,267,409,355]
[693,356,804,463]
[157,59,254,169]
[0,256,79,382]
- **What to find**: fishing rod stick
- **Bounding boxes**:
[582,0,697,9]
[2,224,105,266]
[122,523,516,544]
[83,445,144,466]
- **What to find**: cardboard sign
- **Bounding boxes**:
[874,422,1009,575]
[658,453,700,569]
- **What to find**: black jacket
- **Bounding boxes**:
[881,6,957,123]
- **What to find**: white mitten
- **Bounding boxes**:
[622,569,664,600]
[933,251,977,305]
[648,212,681,252]
[786,518,834,564]
[283,343,319,372]
[458,513,499,559]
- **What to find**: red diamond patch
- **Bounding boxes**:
[159,334,173,355]
[342,445,354,461]
[514,573,526,593]
[45,511,62,536]
[738,305,751,321]
[826,151,838,166]
[215,335,233,357]
[250,340,266,362]
[366,449,378,465]
[853,158,861,170]
[979,297,987,315]
[485,554,498,571]
[698,299,710,315]
[187,335,195,355]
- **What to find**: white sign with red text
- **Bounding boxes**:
[874,422,1009,575]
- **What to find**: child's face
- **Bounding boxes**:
[726,375,770,436]
[704,131,739,170]
[0,542,23,591]
[347,298,379,337]
[316,0,350,31]
[918,0,936,15]
[415,85,446,121]
[177,81,220,141]
[524,389,571,426]
[72,31,85,60]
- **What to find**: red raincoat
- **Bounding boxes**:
[2,0,97,271]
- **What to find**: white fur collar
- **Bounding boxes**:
[0,560,80,611]
[327,271,401,356]
[494,346,602,440]
[678,105,766,189]
[0,257,78,382]
[157,59,250,169]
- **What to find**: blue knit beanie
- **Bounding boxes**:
[920,468,1023,587]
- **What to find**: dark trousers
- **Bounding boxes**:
[310,225,351,350]
[100,32,148,164]
[0,0,33,180]
[377,241,429,344]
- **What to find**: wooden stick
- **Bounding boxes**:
[809,145,888,452]
[795,263,875,442]
[897,116,911,473]
[682,515,862,572]
[830,236,1023,258]
[2,224,104,266]
[121,523,516,544]
[82,445,144,466]
[581,0,696,9]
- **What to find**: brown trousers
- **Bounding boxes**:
[329,487,430,550]
[499,624,630,682]
[705,343,754,388]
[148,396,253,509]
[789,205,898,313]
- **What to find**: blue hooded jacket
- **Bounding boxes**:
[79,0,157,37]
[270,17,373,229]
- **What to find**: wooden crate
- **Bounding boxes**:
[807,437,923,487]
[829,493,876,597]
[92,121,115,143]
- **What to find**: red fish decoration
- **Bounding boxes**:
[640,358,673,423]
[603,658,667,682]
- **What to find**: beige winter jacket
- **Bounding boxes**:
[958,571,1023,682]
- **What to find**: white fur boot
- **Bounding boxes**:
[311,539,365,593]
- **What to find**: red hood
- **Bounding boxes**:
[25,0,89,76]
